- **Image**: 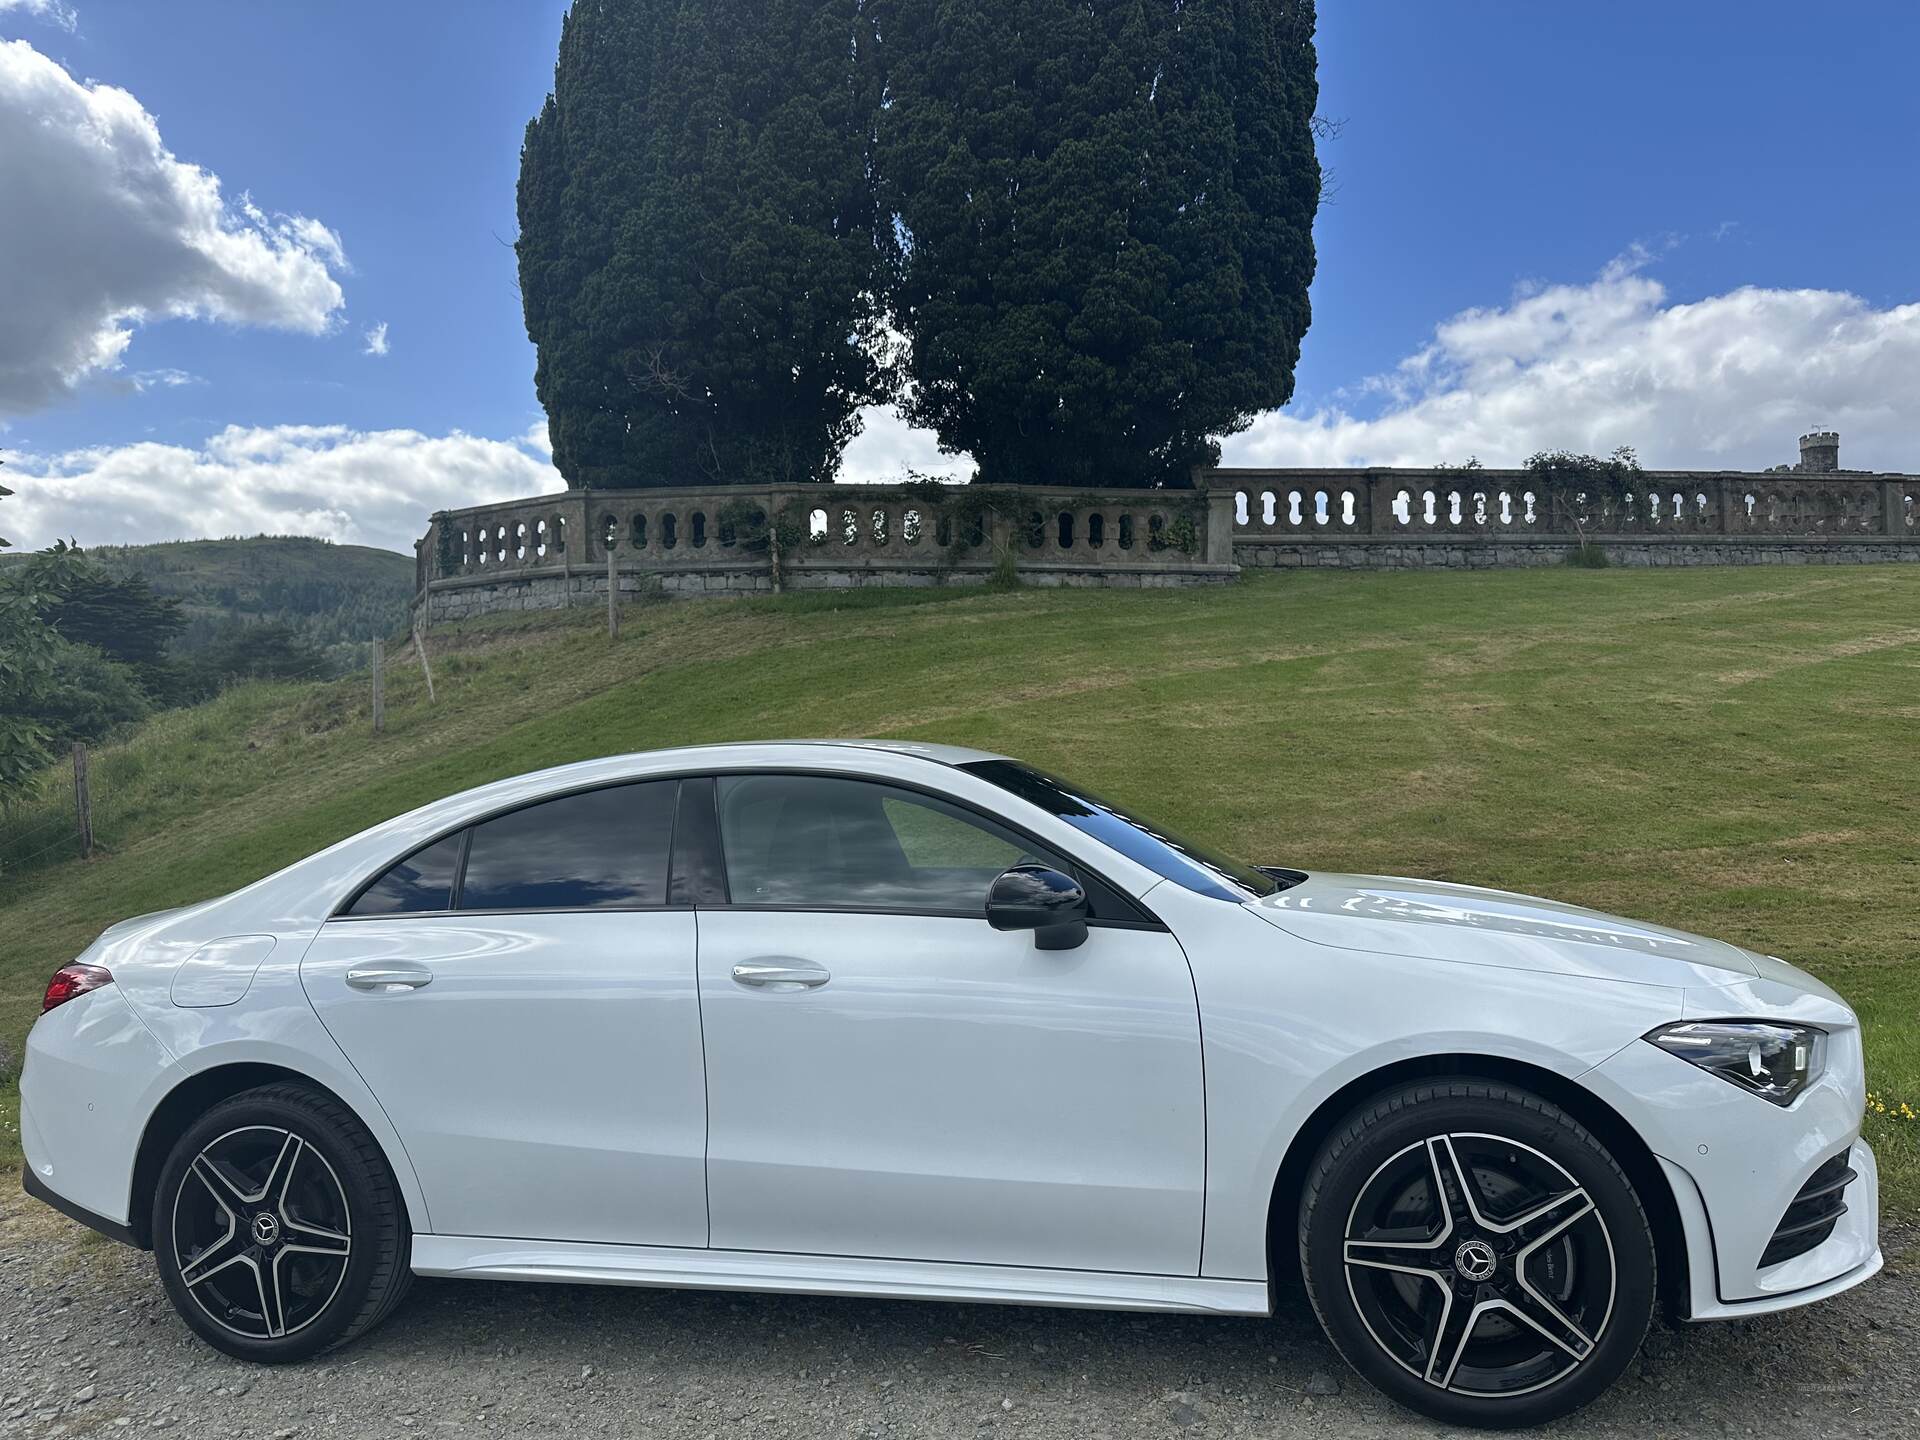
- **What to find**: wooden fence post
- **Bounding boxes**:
[371,639,385,733]
[607,545,620,638]
[72,743,93,859]
[412,623,436,702]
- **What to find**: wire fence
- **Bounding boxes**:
[0,638,431,888]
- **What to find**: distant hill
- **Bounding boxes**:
[10,536,415,655]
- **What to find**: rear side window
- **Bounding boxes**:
[347,832,464,916]
[344,781,679,917]
[460,781,678,911]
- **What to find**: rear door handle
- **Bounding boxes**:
[731,962,830,991]
[345,964,434,992]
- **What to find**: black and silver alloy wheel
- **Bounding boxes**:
[153,1083,412,1362]
[171,1125,353,1340]
[1342,1132,1614,1397]
[1301,1081,1655,1429]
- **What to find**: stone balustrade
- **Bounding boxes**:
[413,482,1236,622]
[1217,468,1920,570]
[411,467,1919,621]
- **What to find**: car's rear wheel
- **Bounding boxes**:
[152,1082,412,1361]
[1299,1079,1655,1429]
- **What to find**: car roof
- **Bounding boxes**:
[716,738,1007,765]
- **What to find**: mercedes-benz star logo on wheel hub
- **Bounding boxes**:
[251,1212,280,1247]
[1454,1238,1497,1282]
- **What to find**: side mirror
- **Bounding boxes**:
[986,865,1090,951]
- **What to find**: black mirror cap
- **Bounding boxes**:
[987,864,1090,949]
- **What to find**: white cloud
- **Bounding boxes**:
[4,423,564,553]
[1222,256,1920,474]
[130,368,201,391]
[839,403,971,484]
[363,322,390,357]
[0,0,77,33]
[0,40,348,415]
[837,257,1920,481]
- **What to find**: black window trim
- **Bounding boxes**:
[447,825,474,910]
[329,766,1168,931]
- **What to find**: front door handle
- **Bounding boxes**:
[731,962,830,991]
[345,964,434,992]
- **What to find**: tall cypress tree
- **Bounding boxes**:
[518,1,892,489]
[874,0,1321,487]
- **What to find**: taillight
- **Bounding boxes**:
[43,964,113,1013]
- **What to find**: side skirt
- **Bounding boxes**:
[412,1236,1271,1317]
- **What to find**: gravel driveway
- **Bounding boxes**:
[3,1191,1913,1439]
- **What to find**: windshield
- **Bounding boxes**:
[959,759,1283,902]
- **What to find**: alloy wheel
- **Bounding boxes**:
[170,1125,354,1340]
[1341,1131,1615,1398]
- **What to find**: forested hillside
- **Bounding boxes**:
[78,536,413,652]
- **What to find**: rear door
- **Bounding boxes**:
[692,772,1206,1276]
[301,779,709,1247]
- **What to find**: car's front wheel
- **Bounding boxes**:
[152,1082,412,1361]
[1299,1079,1655,1429]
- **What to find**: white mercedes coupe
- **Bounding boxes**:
[21,742,1879,1427]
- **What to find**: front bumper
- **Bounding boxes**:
[1587,1032,1881,1317]
[1661,1140,1881,1320]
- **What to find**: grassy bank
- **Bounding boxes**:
[3,566,1917,1207]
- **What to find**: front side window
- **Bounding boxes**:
[716,774,1061,913]
[459,781,678,911]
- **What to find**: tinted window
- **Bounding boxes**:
[717,774,1063,913]
[458,781,677,911]
[348,832,465,916]
[959,759,1282,902]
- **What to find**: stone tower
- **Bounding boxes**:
[1798,431,1840,473]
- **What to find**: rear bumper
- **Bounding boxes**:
[20,1165,140,1248]
[20,986,177,1237]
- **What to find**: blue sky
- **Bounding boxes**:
[1306,4,1920,400]
[4,1,1918,551]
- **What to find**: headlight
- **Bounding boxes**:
[1645,1021,1827,1106]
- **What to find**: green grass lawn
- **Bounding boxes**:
[3,566,1917,1209]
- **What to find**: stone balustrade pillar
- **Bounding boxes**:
[1362,473,1388,534]
[1204,483,1237,565]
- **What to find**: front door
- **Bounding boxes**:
[301,779,709,1247]
[695,772,1206,1276]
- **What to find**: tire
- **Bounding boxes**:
[151,1082,413,1362]
[1298,1079,1654,1429]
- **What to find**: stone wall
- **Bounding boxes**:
[1238,538,1920,571]
[422,561,1222,624]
